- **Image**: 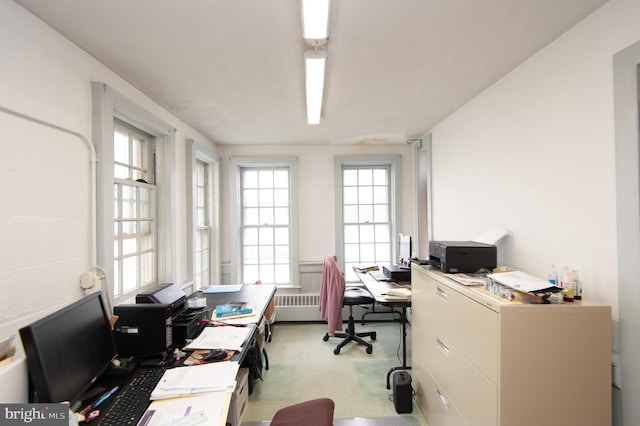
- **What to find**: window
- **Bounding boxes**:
[186,139,220,292]
[230,158,298,286]
[92,82,175,306]
[195,160,210,287]
[335,156,402,282]
[113,122,156,296]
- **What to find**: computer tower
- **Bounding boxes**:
[392,371,413,413]
[113,304,172,358]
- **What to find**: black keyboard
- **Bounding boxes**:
[97,367,166,426]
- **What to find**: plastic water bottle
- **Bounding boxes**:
[548,265,558,285]
[573,270,582,300]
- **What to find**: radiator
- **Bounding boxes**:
[274,294,322,321]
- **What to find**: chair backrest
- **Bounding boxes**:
[319,255,345,336]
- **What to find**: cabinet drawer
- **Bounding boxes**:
[416,369,469,426]
[421,319,497,426]
[423,278,498,382]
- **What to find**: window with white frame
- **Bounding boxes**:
[230,157,298,286]
[195,159,210,288]
[92,82,175,306]
[336,156,402,282]
[113,121,156,297]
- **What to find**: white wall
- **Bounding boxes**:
[427,0,640,423]
[0,1,216,351]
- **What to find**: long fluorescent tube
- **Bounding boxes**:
[304,50,327,125]
[302,0,330,40]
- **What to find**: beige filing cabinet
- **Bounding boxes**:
[411,264,612,426]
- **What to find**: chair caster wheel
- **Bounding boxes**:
[334,348,340,355]
[371,333,377,341]
[366,346,373,354]
[323,334,329,342]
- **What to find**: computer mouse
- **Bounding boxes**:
[203,349,227,361]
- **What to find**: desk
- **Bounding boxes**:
[354,268,411,389]
[194,284,276,364]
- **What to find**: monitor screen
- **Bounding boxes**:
[398,233,412,264]
[19,292,117,406]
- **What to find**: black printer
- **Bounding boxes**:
[136,283,210,348]
[428,241,497,273]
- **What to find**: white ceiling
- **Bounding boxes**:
[15,0,607,146]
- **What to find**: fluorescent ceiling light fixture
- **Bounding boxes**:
[304,50,327,125]
[302,0,330,40]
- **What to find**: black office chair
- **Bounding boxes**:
[319,256,376,355]
[324,287,377,354]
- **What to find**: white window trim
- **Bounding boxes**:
[186,139,221,293]
[91,82,176,306]
[334,155,402,276]
[229,156,299,287]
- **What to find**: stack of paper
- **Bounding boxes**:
[488,271,559,293]
[184,326,253,351]
[150,361,239,400]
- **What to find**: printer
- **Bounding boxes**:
[136,283,211,348]
[428,241,497,273]
[112,284,210,359]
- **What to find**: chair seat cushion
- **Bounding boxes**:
[271,398,334,426]
[343,287,374,305]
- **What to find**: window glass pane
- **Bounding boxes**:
[259,189,274,206]
[373,186,388,204]
[122,225,137,255]
[244,265,259,283]
[273,170,289,188]
[258,170,273,188]
[344,205,358,223]
[244,246,258,264]
[121,186,136,219]
[360,224,375,243]
[114,131,129,164]
[343,187,358,204]
[141,252,154,285]
[259,265,274,283]
[259,207,274,225]
[132,136,144,168]
[344,225,359,243]
[358,169,373,186]
[274,189,288,206]
[259,245,274,263]
[259,227,273,245]
[375,224,390,242]
[376,244,390,262]
[358,186,373,204]
[244,170,258,188]
[244,228,258,245]
[274,228,289,245]
[344,244,360,262]
[343,169,358,186]
[275,265,289,283]
[274,246,289,263]
[360,243,375,261]
[359,205,373,223]
[374,205,389,222]
[114,164,129,179]
[243,189,258,207]
[373,169,387,185]
[244,208,259,225]
[122,256,137,293]
[274,207,288,225]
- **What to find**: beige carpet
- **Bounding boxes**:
[241,321,428,425]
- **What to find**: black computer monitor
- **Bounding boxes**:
[19,292,117,406]
[398,233,412,265]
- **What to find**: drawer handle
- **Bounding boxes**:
[437,388,450,412]
[436,337,450,355]
[436,286,449,302]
